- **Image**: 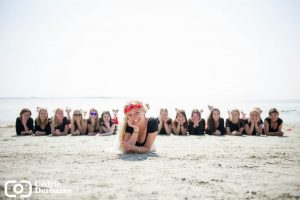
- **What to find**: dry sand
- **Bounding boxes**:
[0,124,300,200]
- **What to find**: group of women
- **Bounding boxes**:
[16,108,118,136]
[15,100,284,154]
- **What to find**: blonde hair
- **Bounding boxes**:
[117,100,149,150]
[52,108,64,128]
[36,108,49,126]
[88,108,100,131]
[72,109,85,133]
[230,109,240,121]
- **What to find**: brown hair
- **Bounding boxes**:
[207,108,220,132]
[19,108,31,118]
[269,108,279,116]
[173,109,188,128]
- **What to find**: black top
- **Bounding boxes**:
[87,119,101,132]
[205,118,225,135]
[125,117,158,146]
[34,119,51,135]
[225,119,244,132]
[15,117,34,135]
[54,117,70,132]
[188,119,206,135]
[100,121,116,134]
[244,119,263,135]
[265,117,283,132]
[157,118,172,135]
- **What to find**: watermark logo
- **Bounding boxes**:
[4,180,32,198]
[4,180,72,198]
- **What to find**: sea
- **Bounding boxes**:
[0,97,299,126]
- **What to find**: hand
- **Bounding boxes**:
[214,130,221,135]
[122,142,133,152]
[55,129,60,135]
[104,122,110,128]
[127,119,139,132]
[232,131,238,135]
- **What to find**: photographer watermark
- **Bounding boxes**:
[4,180,72,198]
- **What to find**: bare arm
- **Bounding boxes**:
[125,132,158,154]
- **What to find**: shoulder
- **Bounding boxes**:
[148,117,158,126]
[264,117,271,122]
[147,117,158,132]
[16,117,21,122]
[63,117,70,124]
[225,118,230,124]
[278,118,283,125]
[220,118,224,123]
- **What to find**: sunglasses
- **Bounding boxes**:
[74,114,82,117]
[90,112,97,116]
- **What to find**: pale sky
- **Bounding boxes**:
[0,0,299,101]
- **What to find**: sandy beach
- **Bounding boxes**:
[0,123,300,200]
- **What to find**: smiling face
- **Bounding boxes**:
[73,110,82,120]
[55,110,64,121]
[270,112,279,122]
[160,110,168,121]
[231,110,239,122]
[127,108,145,125]
[250,111,259,122]
[212,110,220,121]
[89,110,98,119]
[176,113,186,123]
[192,112,200,122]
[39,110,48,121]
[102,113,111,123]
[22,112,31,121]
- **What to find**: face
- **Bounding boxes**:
[231,111,239,121]
[22,112,31,120]
[212,110,220,121]
[127,108,144,125]
[39,110,48,120]
[103,113,111,122]
[56,110,64,121]
[160,111,168,121]
[250,111,259,121]
[177,113,186,122]
[90,110,98,118]
[270,112,279,122]
[192,112,200,121]
[73,111,82,119]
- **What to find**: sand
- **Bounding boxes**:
[0,123,300,200]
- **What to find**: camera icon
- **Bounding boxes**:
[4,180,32,198]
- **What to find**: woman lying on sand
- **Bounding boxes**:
[118,100,158,154]
[172,109,188,135]
[244,108,263,136]
[86,108,101,135]
[33,108,51,136]
[264,108,284,136]
[205,108,225,136]
[157,108,172,135]
[188,109,205,135]
[71,109,87,136]
[226,109,244,136]
[16,108,34,135]
[99,111,116,136]
[51,108,71,136]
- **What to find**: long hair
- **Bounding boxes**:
[100,111,112,125]
[88,108,100,131]
[173,109,188,129]
[19,108,31,118]
[117,100,150,150]
[52,108,64,128]
[207,108,220,132]
[36,108,49,126]
[72,109,85,132]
